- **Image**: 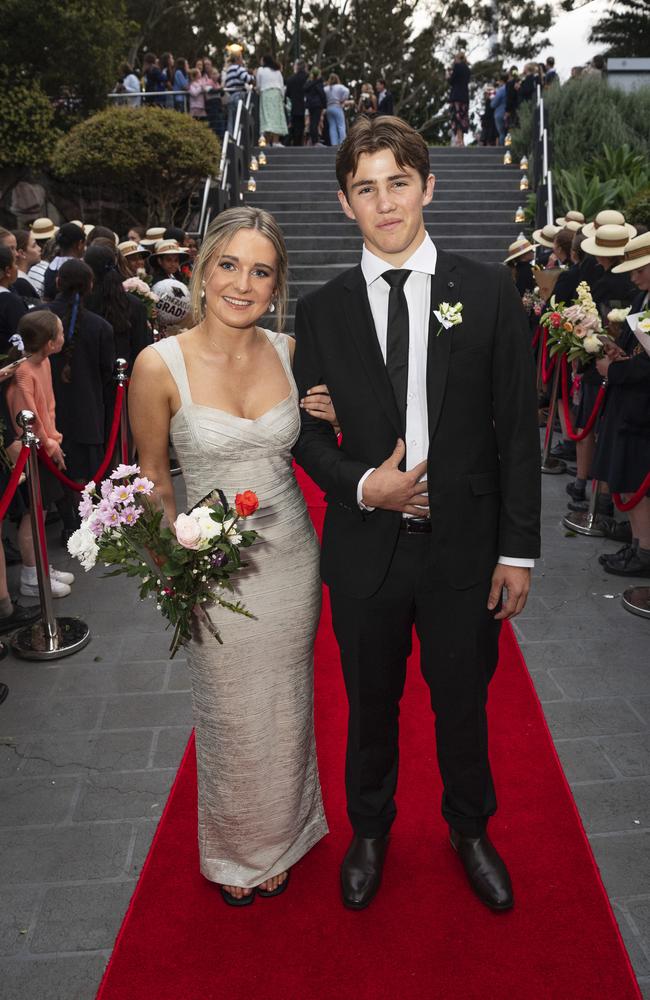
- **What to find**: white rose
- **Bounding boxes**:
[67,525,99,571]
[608,307,631,324]
[583,335,602,355]
[194,508,220,541]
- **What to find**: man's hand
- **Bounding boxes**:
[362,439,429,515]
[488,565,531,620]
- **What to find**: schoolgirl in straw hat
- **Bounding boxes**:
[503,237,536,297]
[582,210,636,241]
[582,223,637,313]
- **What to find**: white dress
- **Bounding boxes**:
[152,331,328,887]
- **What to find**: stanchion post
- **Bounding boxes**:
[563,479,606,537]
[11,411,91,661]
[541,361,566,474]
[622,586,650,619]
[115,358,130,465]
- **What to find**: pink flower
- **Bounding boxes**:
[119,505,142,526]
[573,324,588,339]
[78,494,94,519]
[100,480,113,499]
[174,513,202,550]
[110,464,140,481]
[110,484,134,505]
[87,514,103,537]
[97,500,120,528]
[550,312,562,328]
[132,476,154,495]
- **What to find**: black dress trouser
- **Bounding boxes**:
[329,531,501,839]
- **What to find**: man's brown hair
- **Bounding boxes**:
[335,115,430,196]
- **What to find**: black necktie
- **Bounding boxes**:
[381,269,410,433]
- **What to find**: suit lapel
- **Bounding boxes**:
[342,266,402,435]
[426,251,460,443]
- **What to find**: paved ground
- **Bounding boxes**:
[0,469,648,1000]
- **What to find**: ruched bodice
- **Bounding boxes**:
[151,331,327,888]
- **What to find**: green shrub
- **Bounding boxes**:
[624,187,650,229]
[555,167,621,218]
[51,107,221,225]
[0,75,58,169]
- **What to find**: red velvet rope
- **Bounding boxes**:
[531,325,541,350]
[613,472,650,512]
[541,329,556,384]
[560,355,607,442]
[0,446,30,520]
[38,384,125,492]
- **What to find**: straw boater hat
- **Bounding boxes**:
[612,232,650,273]
[532,223,560,249]
[30,217,58,241]
[503,237,535,264]
[150,238,188,259]
[582,210,636,240]
[581,224,631,258]
[563,220,583,233]
[141,227,166,247]
[70,220,95,238]
[118,240,150,259]
[555,210,585,227]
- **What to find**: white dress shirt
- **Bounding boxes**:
[356,232,534,569]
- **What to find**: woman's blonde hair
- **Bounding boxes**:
[190,206,288,332]
[328,73,340,86]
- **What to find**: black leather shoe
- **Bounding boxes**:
[450,829,513,911]
[341,834,389,910]
[0,604,42,636]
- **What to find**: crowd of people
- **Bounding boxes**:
[115,49,396,147]
[0,216,204,660]
[503,209,650,579]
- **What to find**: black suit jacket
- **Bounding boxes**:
[292,250,541,598]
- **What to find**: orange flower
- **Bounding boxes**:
[235,490,259,517]
[563,321,574,333]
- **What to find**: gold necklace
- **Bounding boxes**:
[203,326,260,361]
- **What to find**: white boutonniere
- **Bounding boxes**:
[434,301,463,336]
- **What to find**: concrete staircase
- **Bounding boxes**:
[247,145,524,333]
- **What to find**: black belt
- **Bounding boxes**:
[400,517,432,534]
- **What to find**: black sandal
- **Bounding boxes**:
[220,886,256,907]
[257,871,290,898]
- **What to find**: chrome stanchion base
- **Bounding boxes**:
[562,511,606,536]
[11,617,91,661]
[622,586,650,620]
[541,456,566,475]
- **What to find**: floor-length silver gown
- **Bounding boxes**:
[152,331,328,888]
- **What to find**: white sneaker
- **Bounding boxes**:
[49,566,75,585]
[20,578,71,599]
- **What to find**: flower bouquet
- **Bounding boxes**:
[123,277,159,320]
[522,285,544,318]
[540,281,610,363]
[67,463,259,657]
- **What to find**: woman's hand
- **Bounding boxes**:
[300,384,340,433]
[50,444,67,470]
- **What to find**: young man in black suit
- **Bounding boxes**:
[293,116,541,911]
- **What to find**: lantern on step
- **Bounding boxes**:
[514,205,525,223]
[505,132,512,147]
[519,174,529,191]
[258,136,267,147]
[520,155,529,170]
[247,176,257,193]
[258,151,267,166]
[250,156,259,171]
[503,150,512,165]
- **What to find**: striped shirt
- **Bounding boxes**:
[224,63,253,93]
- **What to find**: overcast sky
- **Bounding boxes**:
[537,0,609,80]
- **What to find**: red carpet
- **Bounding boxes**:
[97,469,641,1000]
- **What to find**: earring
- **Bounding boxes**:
[269,300,276,313]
